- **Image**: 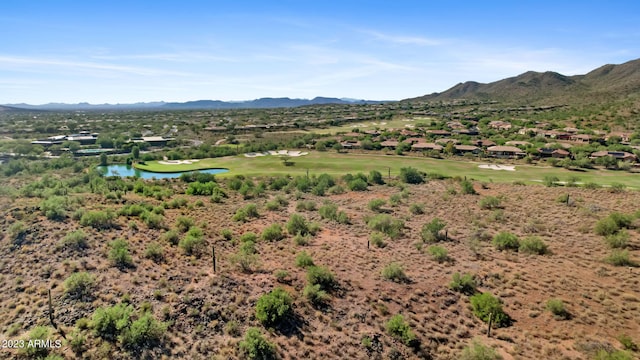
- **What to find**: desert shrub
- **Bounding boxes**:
[370,232,386,248]
[368,170,385,185]
[518,236,549,255]
[617,334,638,352]
[543,175,560,187]
[609,183,627,193]
[120,312,167,350]
[307,265,336,290]
[259,224,284,242]
[328,185,345,194]
[605,250,636,267]
[185,181,220,196]
[144,242,164,262]
[108,239,133,269]
[64,272,95,300]
[335,210,350,224]
[20,326,51,358]
[179,235,204,256]
[584,182,601,189]
[255,288,293,327]
[232,208,248,222]
[274,270,290,283]
[265,199,282,211]
[609,212,633,229]
[230,252,259,273]
[240,241,257,255]
[293,233,310,246]
[175,216,195,232]
[304,284,331,306]
[595,217,620,236]
[220,228,233,240]
[39,196,68,220]
[238,327,276,360]
[421,218,446,243]
[470,292,509,327]
[348,178,369,191]
[319,203,338,219]
[162,229,180,245]
[460,179,477,195]
[593,349,634,360]
[409,203,424,215]
[368,199,386,212]
[296,200,317,211]
[450,272,477,295]
[60,230,89,251]
[427,245,449,263]
[80,210,116,229]
[286,213,310,236]
[386,314,417,347]
[140,211,164,229]
[295,251,314,268]
[269,176,290,191]
[367,214,404,239]
[244,203,259,217]
[479,196,501,210]
[546,298,570,319]
[492,232,520,251]
[8,221,27,243]
[460,340,503,360]
[399,167,425,184]
[92,303,133,340]
[308,221,321,235]
[240,232,258,243]
[68,329,87,354]
[166,197,188,209]
[556,193,571,204]
[382,262,408,282]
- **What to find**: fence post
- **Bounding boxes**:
[487,312,493,337]
[212,245,217,273]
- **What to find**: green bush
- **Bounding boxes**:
[367,214,404,239]
[492,232,520,251]
[450,272,477,295]
[179,235,204,256]
[546,298,570,319]
[543,175,560,187]
[609,212,633,229]
[304,284,331,306]
[470,292,509,327]
[240,232,258,243]
[108,239,133,268]
[385,314,417,346]
[144,242,164,262]
[409,203,424,215]
[399,167,425,184]
[368,170,385,185]
[20,326,51,358]
[368,199,386,212]
[617,334,638,352]
[238,327,276,360]
[162,229,180,245]
[255,288,293,327]
[460,179,477,195]
[296,200,317,211]
[306,265,336,290]
[370,232,386,248]
[119,312,167,350]
[605,250,636,266]
[479,196,501,210]
[595,217,620,236]
[421,218,446,243]
[64,272,95,300]
[262,224,284,242]
[140,211,164,229]
[427,245,449,263]
[295,251,314,268]
[348,178,369,191]
[319,203,338,219]
[293,233,310,246]
[60,229,89,251]
[92,303,133,340]
[230,252,259,273]
[594,349,633,360]
[80,210,116,229]
[220,228,233,240]
[286,213,310,236]
[240,240,257,255]
[39,196,68,220]
[460,340,503,360]
[518,236,549,255]
[382,262,408,283]
[175,216,195,232]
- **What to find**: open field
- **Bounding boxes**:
[143,151,640,188]
[134,158,229,173]
[306,117,426,134]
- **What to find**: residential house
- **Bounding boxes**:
[380,140,399,149]
[411,143,443,151]
[590,151,637,162]
[475,139,497,148]
[486,145,526,159]
[505,141,532,148]
[454,145,480,155]
[570,134,593,143]
[425,129,451,137]
[537,148,570,158]
[340,140,361,149]
[435,138,460,145]
[488,120,512,131]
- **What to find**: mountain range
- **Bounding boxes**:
[2,97,381,111]
[3,58,640,111]
[410,58,640,105]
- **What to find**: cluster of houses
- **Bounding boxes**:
[31,133,174,150]
[337,126,639,162]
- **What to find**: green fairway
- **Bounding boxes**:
[172,151,640,189]
[134,158,228,173]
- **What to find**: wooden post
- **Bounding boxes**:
[212,246,217,273]
[566,194,570,205]
[306,168,309,179]
[487,312,493,337]
[367,240,370,250]
[388,167,391,179]
[445,230,448,242]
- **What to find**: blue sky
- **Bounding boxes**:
[1,1,639,104]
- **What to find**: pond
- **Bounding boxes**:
[97,164,229,179]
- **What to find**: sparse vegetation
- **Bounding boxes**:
[492,232,520,251]
[546,298,570,319]
[239,327,276,360]
[386,314,417,347]
[382,262,408,282]
[255,287,293,327]
[421,218,446,243]
[367,214,404,239]
[460,339,503,360]
[64,271,95,300]
[450,272,477,295]
[479,196,501,210]
[427,245,449,263]
[470,292,509,327]
[519,236,549,255]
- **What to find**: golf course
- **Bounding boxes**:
[135,151,640,188]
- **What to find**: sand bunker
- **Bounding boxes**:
[478,164,516,171]
[244,150,309,158]
[158,159,201,165]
